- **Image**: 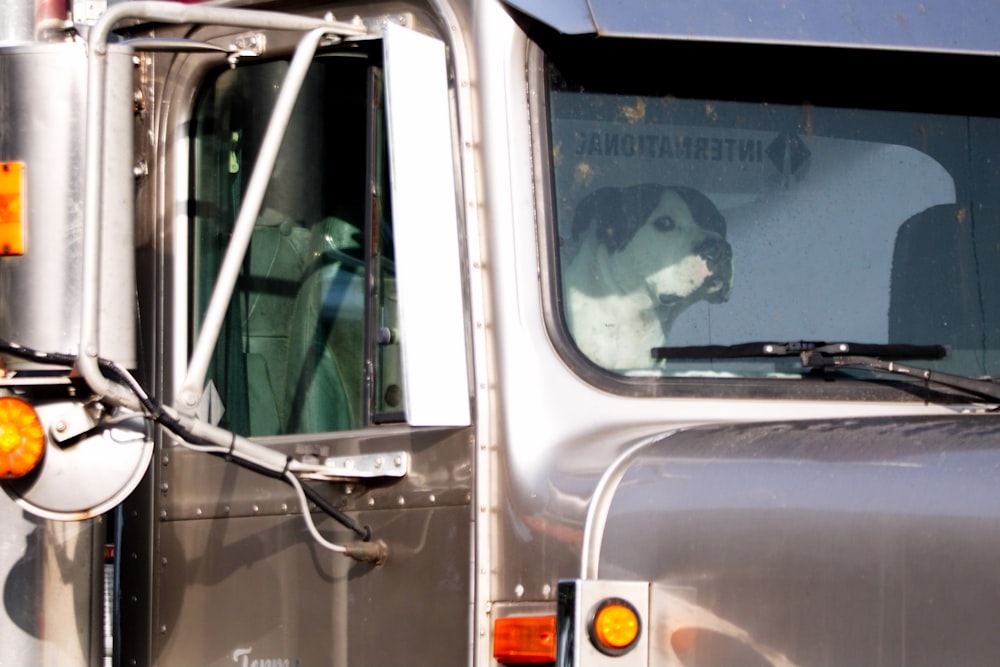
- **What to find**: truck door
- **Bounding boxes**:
[113,12,473,667]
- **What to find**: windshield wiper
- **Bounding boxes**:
[652,341,1000,402]
[651,341,948,361]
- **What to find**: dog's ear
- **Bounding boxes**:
[572,184,669,253]
[571,186,622,248]
[671,186,726,237]
[604,184,671,252]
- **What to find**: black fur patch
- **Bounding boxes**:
[572,184,726,254]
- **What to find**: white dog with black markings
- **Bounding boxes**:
[563,184,733,370]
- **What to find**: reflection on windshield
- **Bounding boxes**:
[549,82,1000,381]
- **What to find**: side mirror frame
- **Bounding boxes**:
[383,24,471,427]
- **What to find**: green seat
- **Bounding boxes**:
[283,218,365,433]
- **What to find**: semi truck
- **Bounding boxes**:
[2,0,1000,665]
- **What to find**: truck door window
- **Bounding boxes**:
[543,41,1000,393]
[190,49,402,436]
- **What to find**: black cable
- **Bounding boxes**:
[1,338,372,540]
[97,355,371,539]
[0,339,77,367]
[219,452,370,541]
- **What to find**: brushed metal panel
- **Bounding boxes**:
[597,416,1000,667]
[502,0,1000,54]
[0,42,136,370]
[153,505,470,667]
[159,426,473,520]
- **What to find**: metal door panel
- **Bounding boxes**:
[152,505,470,667]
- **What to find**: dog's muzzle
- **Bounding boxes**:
[696,237,733,303]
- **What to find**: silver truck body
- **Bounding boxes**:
[1,1,1000,666]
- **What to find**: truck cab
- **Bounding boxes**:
[2,1,1000,666]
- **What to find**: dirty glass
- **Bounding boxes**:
[190,51,403,436]
[546,44,1000,387]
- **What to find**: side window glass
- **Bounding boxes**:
[190,50,403,436]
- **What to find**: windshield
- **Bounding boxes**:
[544,40,1000,386]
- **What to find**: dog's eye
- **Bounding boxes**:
[652,216,676,232]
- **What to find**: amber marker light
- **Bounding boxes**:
[588,598,641,656]
[0,396,45,478]
[0,161,26,256]
[493,615,557,664]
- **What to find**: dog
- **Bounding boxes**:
[562,184,733,370]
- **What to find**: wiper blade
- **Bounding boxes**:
[652,341,949,361]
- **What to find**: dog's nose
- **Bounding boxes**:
[696,237,733,303]
[697,237,733,272]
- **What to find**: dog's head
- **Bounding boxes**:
[572,184,733,311]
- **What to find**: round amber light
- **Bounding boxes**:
[0,396,45,478]
[589,599,641,655]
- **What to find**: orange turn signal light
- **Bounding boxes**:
[0,396,45,478]
[0,161,25,256]
[589,599,641,656]
[493,615,557,664]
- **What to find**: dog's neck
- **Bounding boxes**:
[563,235,677,369]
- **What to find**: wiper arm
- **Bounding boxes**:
[652,341,949,361]
[799,352,1000,402]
